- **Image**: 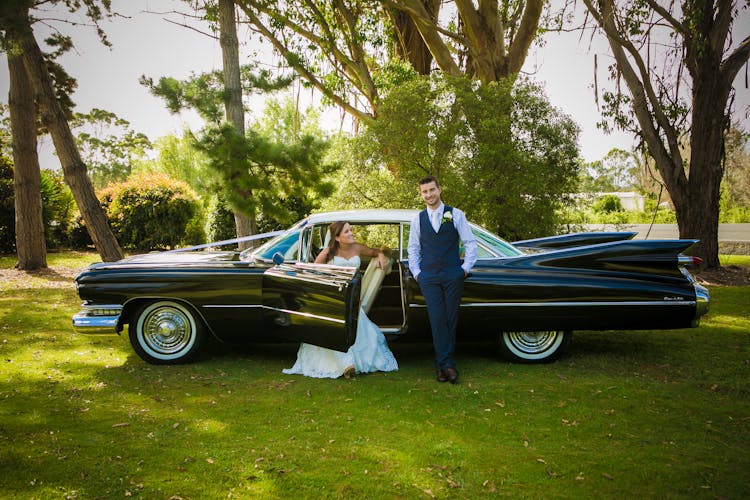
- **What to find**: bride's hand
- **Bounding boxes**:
[377,251,389,269]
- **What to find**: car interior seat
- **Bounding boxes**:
[360,256,392,314]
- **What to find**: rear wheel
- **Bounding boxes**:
[129,300,205,364]
[498,330,571,363]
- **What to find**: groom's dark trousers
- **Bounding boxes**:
[417,208,464,370]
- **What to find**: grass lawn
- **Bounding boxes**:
[1,252,749,498]
[720,253,750,267]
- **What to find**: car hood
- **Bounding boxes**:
[86,251,242,270]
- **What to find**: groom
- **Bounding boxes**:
[407,176,477,384]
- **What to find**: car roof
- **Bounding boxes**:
[306,209,420,224]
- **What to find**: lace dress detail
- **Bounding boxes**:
[282,255,398,378]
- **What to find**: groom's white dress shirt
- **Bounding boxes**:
[407,202,478,280]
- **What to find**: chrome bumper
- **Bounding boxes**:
[693,283,710,327]
[72,304,123,334]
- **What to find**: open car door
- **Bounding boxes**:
[262,262,361,352]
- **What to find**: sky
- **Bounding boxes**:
[0,0,748,169]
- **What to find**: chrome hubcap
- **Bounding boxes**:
[506,331,559,354]
[143,308,191,354]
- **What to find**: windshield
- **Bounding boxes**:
[244,220,306,261]
[470,224,524,257]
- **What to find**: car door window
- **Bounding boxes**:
[300,225,327,263]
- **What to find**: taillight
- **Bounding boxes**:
[678,255,703,267]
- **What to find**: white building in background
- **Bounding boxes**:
[603,192,645,211]
[573,191,646,211]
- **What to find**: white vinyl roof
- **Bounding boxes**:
[306,209,420,224]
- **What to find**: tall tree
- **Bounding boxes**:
[1,1,123,262]
[582,0,750,268]
[7,49,46,269]
[218,0,255,248]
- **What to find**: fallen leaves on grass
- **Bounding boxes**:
[694,265,750,286]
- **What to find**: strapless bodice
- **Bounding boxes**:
[331,255,361,268]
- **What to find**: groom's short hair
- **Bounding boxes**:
[419,175,440,188]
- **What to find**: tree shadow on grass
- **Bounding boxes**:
[0,267,78,288]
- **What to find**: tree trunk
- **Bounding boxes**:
[388,1,439,75]
[12,19,123,262]
[676,70,729,268]
[394,0,462,76]
[219,0,256,249]
[7,51,46,270]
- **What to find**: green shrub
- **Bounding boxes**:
[184,207,207,246]
[0,161,78,252]
[206,194,236,243]
[0,156,14,253]
[593,194,624,213]
[67,215,93,249]
[720,206,750,223]
[101,173,200,251]
[257,195,318,233]
[40,169,76,248]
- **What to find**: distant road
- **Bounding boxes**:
[583,223,750,242]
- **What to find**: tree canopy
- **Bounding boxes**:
[144,63,336,228]
[235,0,546,121]
[325,74,580,240]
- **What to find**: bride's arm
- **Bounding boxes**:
[355,243,390,269]
[314,247,331,264]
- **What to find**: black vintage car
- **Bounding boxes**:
[73,209,709,365]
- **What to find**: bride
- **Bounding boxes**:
[282,221,398,379]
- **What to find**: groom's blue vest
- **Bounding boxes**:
[419,206,461,276]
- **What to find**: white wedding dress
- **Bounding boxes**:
[282,255,399,378]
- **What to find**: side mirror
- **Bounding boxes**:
[272,252,285,265]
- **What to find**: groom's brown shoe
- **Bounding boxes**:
[444,367,459,384]
[436,369,448,383]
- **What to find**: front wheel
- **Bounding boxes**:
[129,300,205,364]
[498,330,571,363]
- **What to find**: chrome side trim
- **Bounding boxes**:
[202,304,344,324]
[202,303,346,325]
[202,304,264,309]
[261,306,345,324]
[72,304,123,334]
[410,300,696,308]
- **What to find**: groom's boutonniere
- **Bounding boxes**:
[441,210,453,225]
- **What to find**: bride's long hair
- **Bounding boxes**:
[326,221,349,259]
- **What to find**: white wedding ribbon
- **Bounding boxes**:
[164,230,286,253]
